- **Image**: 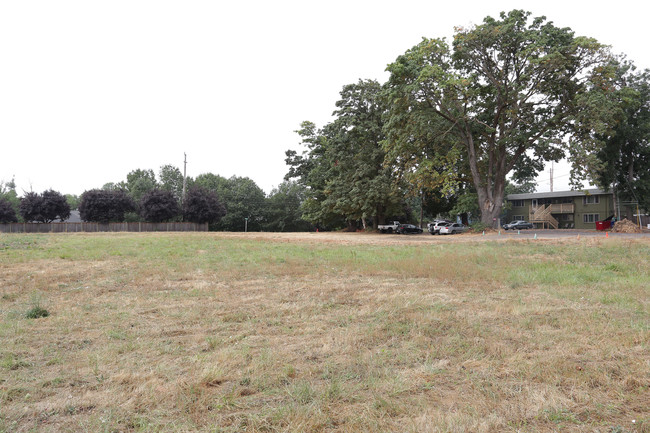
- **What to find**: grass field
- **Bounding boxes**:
[0,232,648,432]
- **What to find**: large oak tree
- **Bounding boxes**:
[384,10,611,225]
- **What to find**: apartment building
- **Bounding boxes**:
[505,189,615,229]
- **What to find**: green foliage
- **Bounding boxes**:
[222,177,267,231]
[25,306,49,319]
[384,10,611,224]
[285,121,343,228]
[203,176,266,231]
[0,197,18,223]
[449,192,479,219]
[469,221,490,233]
[575,62,650,211]
[194,173,229,195]
[125,169,157,203]
[285,80,404,229]
[159,164,185,202]
[65,194,80,211]
[0,179,20,222]
[505,180,536,196]
[264,181,313,232]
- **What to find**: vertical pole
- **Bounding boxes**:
[419,190,424,229]
[182,152,187,207]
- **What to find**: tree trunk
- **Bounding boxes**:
[374,205,385,230]
[477,183,506,227]
[465,131,507,228]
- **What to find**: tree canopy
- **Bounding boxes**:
[212,176,267,231]
[286,80,404,229]
[0,197,18,223]
[183,186,226,225]
[139,189,180,223]
[159,164,185,202]
[0,178,20,223]
[79,189,136,223]
[19,190,71,223]
[579,63,650,213]
[125,169,158,203]
[383,10,611,224]
[264,181,313,232]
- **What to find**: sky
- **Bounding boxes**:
[1,1,648,197]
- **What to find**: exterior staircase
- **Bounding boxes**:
[529,205,559,229]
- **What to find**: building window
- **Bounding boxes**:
[583,213,599,223]
[583,196,600,205]
[512,200,524,207]
[513,215,525,221]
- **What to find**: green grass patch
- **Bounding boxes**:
[0,233,647,432]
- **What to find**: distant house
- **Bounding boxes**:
[56,210,82,223]
[505,189,615,229]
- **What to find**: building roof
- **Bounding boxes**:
[506,188,610,201]
[56,210,81,222]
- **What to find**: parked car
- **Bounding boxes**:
[428,221,452,235]
[427,220,447,230]
[378,221,401,233]
[439,223,467,235]
[396,223,423,234]
[503,220,534,230]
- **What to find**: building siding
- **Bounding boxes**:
[505,190,614,229]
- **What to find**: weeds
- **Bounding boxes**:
[0,233,647,432]
[25,305,49,319]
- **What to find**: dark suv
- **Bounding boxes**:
[396,224,423,234]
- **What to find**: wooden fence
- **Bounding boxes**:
[0,222,208,233]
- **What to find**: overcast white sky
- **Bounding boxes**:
[1,1,648,196]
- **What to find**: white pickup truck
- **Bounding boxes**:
[378,221,401,233]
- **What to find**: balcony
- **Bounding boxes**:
[532,203,574,214]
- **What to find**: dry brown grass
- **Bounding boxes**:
[0,232,648,432]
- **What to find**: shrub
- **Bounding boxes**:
[19,190,70,223]
[183,187,226,224]
[469,221,491,232]
[25,306,49,319]
[79,189,135,223]
[140,189,180,223]
[0,197,18,223]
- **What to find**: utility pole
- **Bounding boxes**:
[550,162,554,193]
[182,153,187,205]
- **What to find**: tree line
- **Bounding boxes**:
[0,169,313,232]
[286,9,650,228]
[3,10,648,230]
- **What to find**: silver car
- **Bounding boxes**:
[439,223,467,235]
